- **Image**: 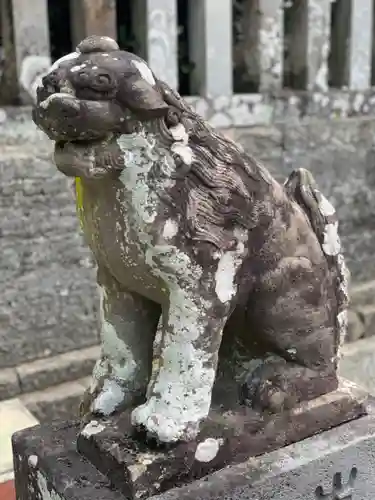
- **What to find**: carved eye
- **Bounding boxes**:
[73,67,117,98]
[91,71,116,92]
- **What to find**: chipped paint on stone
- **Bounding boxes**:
[322,222,341,256]
[36,471,63,500]
[215,231,247,303]
[163,219,179,239]
[194,437,223,462]
[91,378,125,416]
[171,142,194,165]
[70,63,87,73]
[131,60,156,86]
[81,420,106,437]
[317,192,336,217]
[28,454,38,467]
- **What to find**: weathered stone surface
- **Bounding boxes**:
[340,337,375,393]
[76,379,366,499]
[350,280,375,308]
[20,378,88,423]
[346,310,365,343]
[0,368,21,401]
[12,399,375,500]
[13,420,124,500]
[0,112,98,369]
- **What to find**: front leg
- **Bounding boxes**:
[80,265,160,418]
[132,238,235,442]
[131,288,229,443]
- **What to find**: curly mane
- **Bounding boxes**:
[149,82,273,249]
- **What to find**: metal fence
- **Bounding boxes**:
[1,0,375,110]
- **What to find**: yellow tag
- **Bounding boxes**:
[75,177,84,230]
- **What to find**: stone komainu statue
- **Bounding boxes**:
[32,35,349,444]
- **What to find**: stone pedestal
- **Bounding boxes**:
[12,391,375,499]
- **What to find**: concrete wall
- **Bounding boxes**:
[1,101,375,373]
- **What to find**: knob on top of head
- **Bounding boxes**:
[77,35,119,54]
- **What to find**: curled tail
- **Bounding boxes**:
[284,168,350,365]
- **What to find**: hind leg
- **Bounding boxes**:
[244,256,340,413]
[80,265,160,418]
[242,354,338,413]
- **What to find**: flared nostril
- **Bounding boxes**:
[42,70,60,90]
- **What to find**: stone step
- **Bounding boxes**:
[339,336,375,392]
[20,376,90,423]
[0,345,99,401]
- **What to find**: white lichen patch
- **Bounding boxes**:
[70,63,87,73]
[36,471,62,500]
[215,252,239,303]
[131,60,156,86]
[322,222,341,256]
[128,463,147,481]
[163,219,179,239]
[81,420,106,437]
[91,378,125,416]
[317,192,336,217]
[168,123,194,165]
[118,132,176,227]
[171,142,194,165]
[194,438,223,463]
[28,455,38,468]
[215,230,247,303]
[170,123,189,143]
[96,285,138,382]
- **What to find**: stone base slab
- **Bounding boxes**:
[75,378,367,498]
[12,386,374,500]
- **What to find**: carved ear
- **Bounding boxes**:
[117,73,169,120]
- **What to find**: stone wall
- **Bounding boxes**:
[1,103,375,371]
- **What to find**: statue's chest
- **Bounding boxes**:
[76,146,177,296]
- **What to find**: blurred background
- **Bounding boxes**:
[1,0,375,489]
